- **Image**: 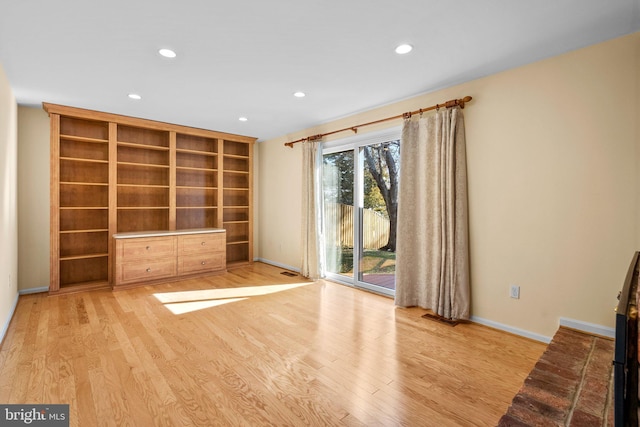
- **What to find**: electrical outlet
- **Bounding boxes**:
[510,285,520,299]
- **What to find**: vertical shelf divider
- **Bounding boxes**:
[217,138,225,229]
[169,131,177,230]
[248,141,254,263]
[108,122,118,284]
[49,113,61,292]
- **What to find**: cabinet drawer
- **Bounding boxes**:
[121,237,176,259]
[178,253,225,274]
[120,258,176,283]
[178,233,225,254]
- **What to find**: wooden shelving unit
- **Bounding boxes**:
[54,116,111,290]
[175,134,219,230]
[46,103,256,293]
[222,140,252,266]
[116,125,171,232]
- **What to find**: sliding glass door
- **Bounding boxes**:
[322,129,400,296]
[323,150,355,280]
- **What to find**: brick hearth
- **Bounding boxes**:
[498,327,614,426]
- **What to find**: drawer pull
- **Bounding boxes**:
[146,268,152,272]
[201,242,206,246]
[201,261,206,265]
[146,246,151,250]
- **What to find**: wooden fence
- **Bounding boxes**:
[324,203,390,249]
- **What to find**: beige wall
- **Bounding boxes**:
[17,106,50,291]
[0,63,19,340]
[256,139,302,268]
[258,32,640,338]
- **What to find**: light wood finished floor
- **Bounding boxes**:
[0,263,546,426]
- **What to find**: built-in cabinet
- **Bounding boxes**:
[113,229,226,289]
[46,103,256,293]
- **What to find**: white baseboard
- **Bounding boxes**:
[0,293,19,346]
[254,258,300,273]
[470,316,552,343]
[19,287,48,295]
[559,317,614,339]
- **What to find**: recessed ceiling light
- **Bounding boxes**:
[395,44,413,54]
[158,48,177,58]
[238,117,248,122]
[128,93,142,100]
[293,91,306,98]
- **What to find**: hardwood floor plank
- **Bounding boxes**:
[8,299,41,402]
[0,263,546,425]
[130,336,178,407]
[106,348,157,427]
[72,355,98,427]
[88,368,117,427]
[0,337,24,401]
[310,369,400,426]
[163,359,234,425]
[240,343,348,425]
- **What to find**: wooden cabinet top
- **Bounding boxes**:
[43,102,257,144]
[113,228,226,240]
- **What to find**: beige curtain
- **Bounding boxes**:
[395,107,470,320]
[300,139,323,279]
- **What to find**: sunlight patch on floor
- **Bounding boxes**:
[164,297,247,315]
[154,282,312,314]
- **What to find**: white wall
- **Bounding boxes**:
[0,63,19,342]
[258,32,640,339]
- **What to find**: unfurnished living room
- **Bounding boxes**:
[1,1,640,426]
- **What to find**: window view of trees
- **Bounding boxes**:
[363,140,399,251]
[323,151,354,275]
[323,151,354,206]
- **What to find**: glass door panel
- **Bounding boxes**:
[322,137,399,296]
[322,150,354,280]
[357,142,398,291]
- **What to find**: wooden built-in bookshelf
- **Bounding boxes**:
[222,140,252,265]
[46,103,256,293]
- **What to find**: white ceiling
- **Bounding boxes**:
[1,1,639,141]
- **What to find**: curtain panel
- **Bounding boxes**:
[395,107,470,320]
[300,139,324,280]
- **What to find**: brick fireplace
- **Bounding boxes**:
[498,327,614,426]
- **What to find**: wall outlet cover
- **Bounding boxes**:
[510,285,520,299]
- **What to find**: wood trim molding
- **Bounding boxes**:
[42,102,258,143]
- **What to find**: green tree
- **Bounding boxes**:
[364,171,386,216]
[322,151,353,205]
[363,140,400,251]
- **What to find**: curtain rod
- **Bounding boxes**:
[284,96,472,148]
